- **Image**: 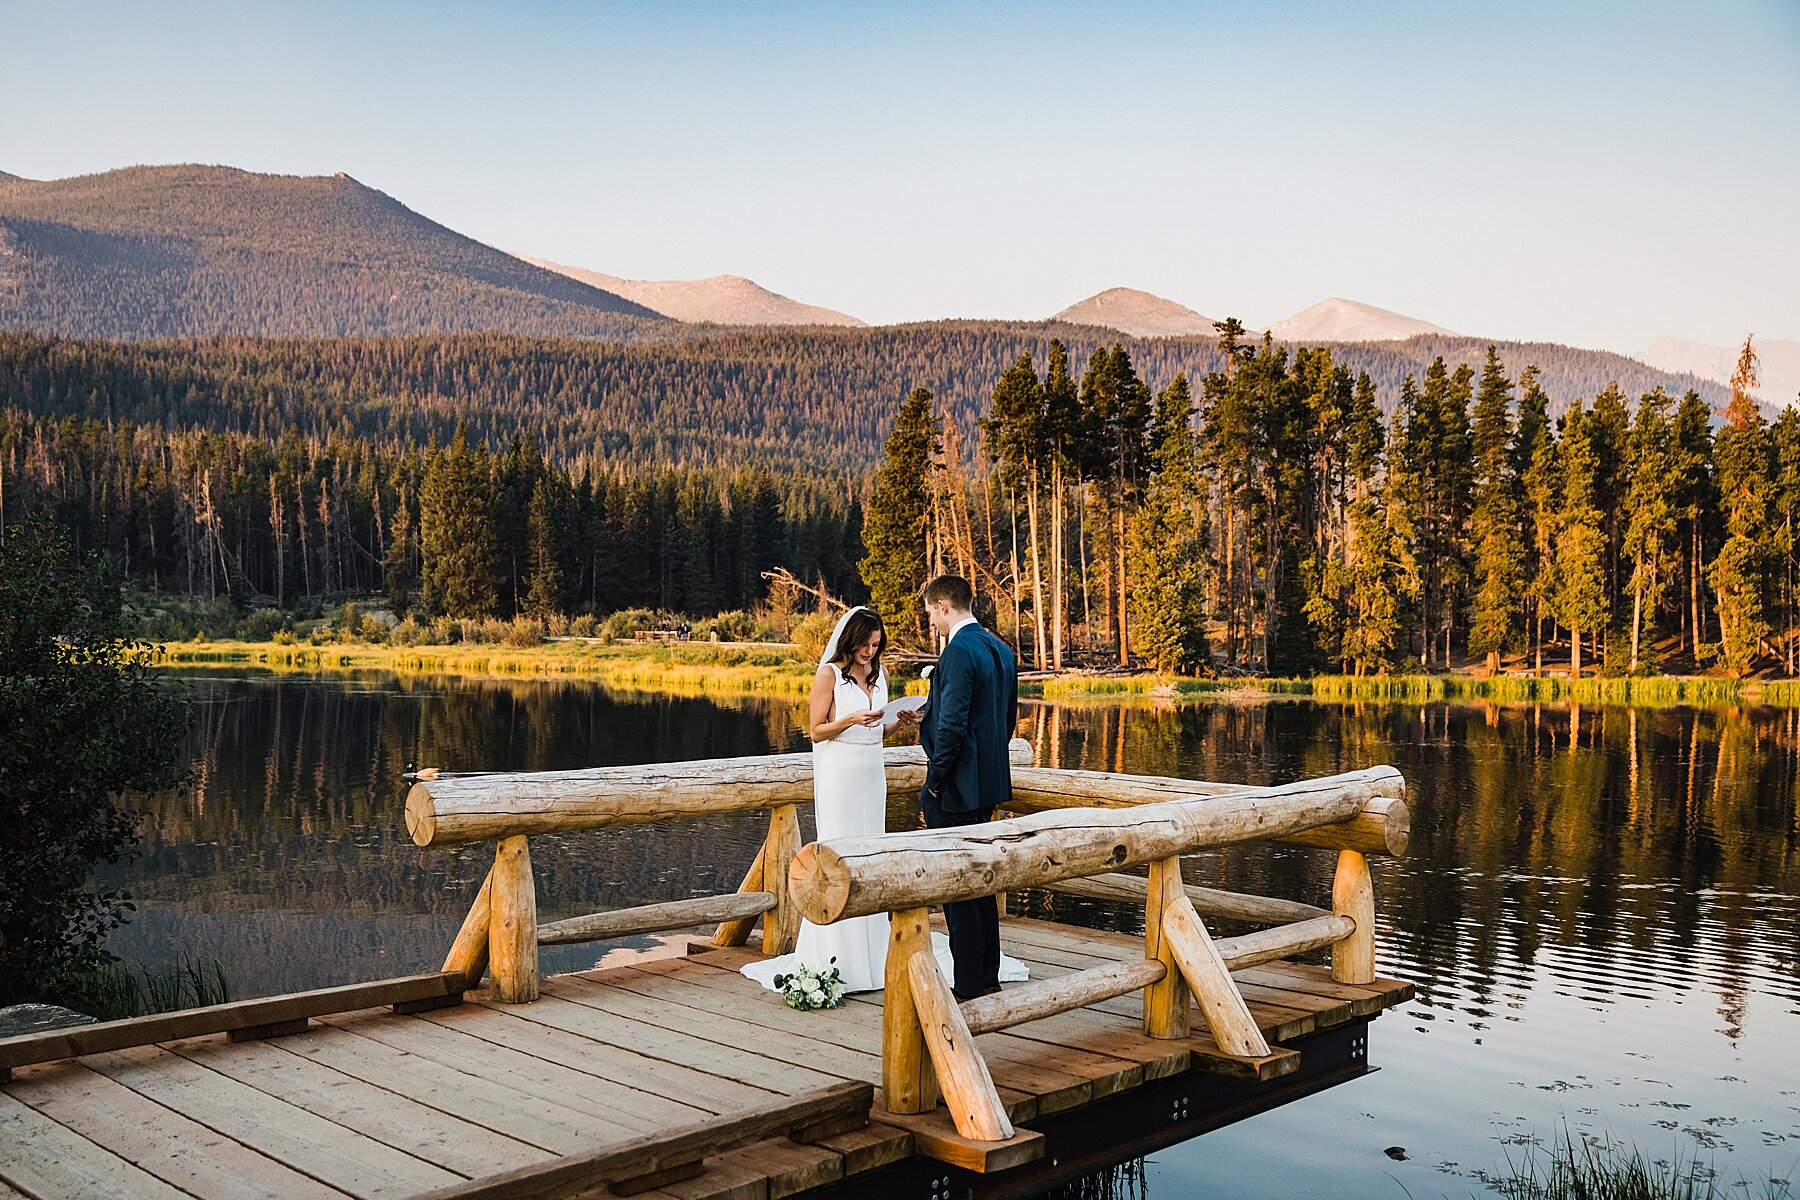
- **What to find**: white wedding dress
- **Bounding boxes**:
[742,625,1028,995]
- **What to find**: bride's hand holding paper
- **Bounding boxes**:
[882,694,927,730]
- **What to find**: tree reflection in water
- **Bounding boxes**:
[104,673,1800,1197]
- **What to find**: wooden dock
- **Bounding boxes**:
[2,742,1416,1198]
[0,917,1411,1200]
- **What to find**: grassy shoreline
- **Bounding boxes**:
[155,639,820,696]
[155,639,1800,708]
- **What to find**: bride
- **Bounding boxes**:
[742,606,1028,995]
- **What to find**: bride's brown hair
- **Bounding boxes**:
[831,608,886,684]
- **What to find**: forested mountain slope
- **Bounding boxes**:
[0,326,1726,475]
[0,166,669,340]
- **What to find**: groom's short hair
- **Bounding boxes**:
[923,575,974,611]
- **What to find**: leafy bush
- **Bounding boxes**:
[0,523,192,1005]
[390,615,426,646]
[568,613,599,638]
[237,607,289,641]
[601,608,662,640]
[701,610,766,642]
[470,617,511,644]
[428,615,463,644]
[505,617,546,647]
[793,611,838,663]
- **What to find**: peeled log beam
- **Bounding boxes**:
[407,739,1034,847]
[793,767,1403,924]
[539,893,777,946]
[441,868,494,987]
[1213,915,1356,972]
[908,951,1014,1141]
[1276,798,1409,857]
[960,959,1166,1036]
[1006,768,1409,857]
[1041,872,1328,926]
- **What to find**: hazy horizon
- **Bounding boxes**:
[5,0,1797,354]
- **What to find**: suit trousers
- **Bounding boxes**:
[922,798,999,998]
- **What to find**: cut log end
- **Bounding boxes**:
[790,841,852,926]
[405,783,437,847]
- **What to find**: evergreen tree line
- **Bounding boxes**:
[0,326,1727,479]
[862,333,1800,678]
[0,412,863,619]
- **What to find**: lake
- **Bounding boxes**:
[104,670,1800,1198]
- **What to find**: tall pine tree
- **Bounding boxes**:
[1467,348,1525,674]
[860,388,940,644]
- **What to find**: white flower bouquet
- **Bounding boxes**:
[772,959,847,1011]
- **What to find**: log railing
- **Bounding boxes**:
[786,764,1409,1143]
[406,739,1034,1003]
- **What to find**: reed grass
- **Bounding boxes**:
[60,954,231,1022]
[1487,1130,1793,1199]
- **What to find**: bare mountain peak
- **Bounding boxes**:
[524,257,865,327]
[1270,297,1458,342]
[1050,287,1217,338]
[0,163,664,337]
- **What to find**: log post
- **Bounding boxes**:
[907,950,1014,1142]
[1331,849,1376,984]
[442,865,494,987]
[881,907,938,1115]
[762,804,802,956]
[488,835,539,1003]
[1142,855,1189,1039]
[1162,897,1270,1058]
[711,846,765,947]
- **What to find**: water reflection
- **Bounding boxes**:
[105,674,1800,1196]
[1021,698,1800,1197]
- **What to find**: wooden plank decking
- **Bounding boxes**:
[0,916,1412,1200]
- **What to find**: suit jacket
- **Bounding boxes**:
[920,623,1019,813]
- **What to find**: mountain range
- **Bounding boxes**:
[522,258,865,327]
[0,165,666,340]
[1049,288,1218,338]
[0,163,1768,423]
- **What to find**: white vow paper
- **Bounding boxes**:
[880,694,928,730]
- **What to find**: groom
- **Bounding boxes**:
[914,574,1019,1001]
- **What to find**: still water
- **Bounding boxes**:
[107,671,1800,1198]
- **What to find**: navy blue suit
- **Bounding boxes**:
[919,621,1019,997]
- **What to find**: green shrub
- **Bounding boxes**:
[271,627,297,645]
[429,615,463,644]
[0,522,192,1004]
[390,615,425,646]
[600,608,662,640]
[236,607,289,641]
[702,610,766,642]
[569,613,599,638]
[505,617,546,647]
[793,611,838,662]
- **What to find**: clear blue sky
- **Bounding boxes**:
[6,0,1796,351]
